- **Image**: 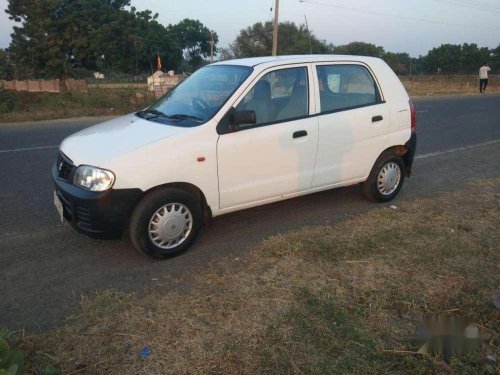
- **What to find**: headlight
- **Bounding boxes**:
[73,165,115,191]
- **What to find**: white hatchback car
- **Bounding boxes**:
[53,55,416,258]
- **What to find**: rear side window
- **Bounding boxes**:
[236,67,309,127]
[316,65,379,113]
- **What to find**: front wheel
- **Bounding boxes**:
[129,188,202,258]
[363,152,405,202]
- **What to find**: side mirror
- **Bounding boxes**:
[217,109,257,135]
[230,110,256,126]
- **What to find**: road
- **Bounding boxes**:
[1,95,499,332]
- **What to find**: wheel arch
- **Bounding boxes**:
[135,182,212,222]
[377,138,415,177]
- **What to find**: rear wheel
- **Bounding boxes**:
[363,152,405,202]
[129,188,202,258]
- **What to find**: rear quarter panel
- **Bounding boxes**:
[370,59,412,147]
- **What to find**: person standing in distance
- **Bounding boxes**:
[479,63,491,93]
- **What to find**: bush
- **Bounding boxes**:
[0,329,24,375]
[0,89,20,114]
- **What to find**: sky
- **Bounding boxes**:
[0,0,499,57]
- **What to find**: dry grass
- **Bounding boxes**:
[0,89,155,123]
[400,75,500,97]
[15,179,500,374]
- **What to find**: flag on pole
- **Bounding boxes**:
[157,52,162,71]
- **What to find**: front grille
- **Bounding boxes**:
[56,152,75,181]
[57,190,72,220]
[75,206,92,230]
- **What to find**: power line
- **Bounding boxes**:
[449,0,500,8]
[433,0,500,13]
[299,0,500,31]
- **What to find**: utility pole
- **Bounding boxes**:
[210,30,215,63]
[134,35,138,77]
[304,15,312,54]
[272,0,280,56]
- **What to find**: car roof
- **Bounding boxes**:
[211,54,382,68]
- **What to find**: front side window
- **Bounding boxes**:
[235,66,309,127]
[142,65,253,127]
[316,65,378,113]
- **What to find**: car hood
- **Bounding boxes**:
[60,114,189,167]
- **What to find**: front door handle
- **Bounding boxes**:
[293,130,308,138]
[372,115,383,123]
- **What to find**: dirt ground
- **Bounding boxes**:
[11,178,499,374]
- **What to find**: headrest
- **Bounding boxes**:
[253,80,272,100]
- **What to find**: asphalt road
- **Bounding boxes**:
[1,95,500,332]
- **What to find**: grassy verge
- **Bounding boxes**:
[11,179,500,374]
[0,89,155,123]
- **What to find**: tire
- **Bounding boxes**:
[363,152,405,202]
[129,187,203,258]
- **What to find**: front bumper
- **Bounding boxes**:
[52,164,142,239]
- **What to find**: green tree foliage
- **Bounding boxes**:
[382,52,410,75]
[492,44,500,71]
[332,42,385,58]
[133,11,183,74]
[5,0,212,78]
[331,43,415,75]
[222,21,330,60]
[3,2,497,78]
[422,43,491,74]
[223,26,497,76]
[0,49,15,80]
[171,19,217,70]
[460,43,491,73]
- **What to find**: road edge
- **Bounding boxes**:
[0,115,118,127]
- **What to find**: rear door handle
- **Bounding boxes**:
[372,115,383,123]
[293,130,308,138]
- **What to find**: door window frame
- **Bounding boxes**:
[217,63,316,134]
[312,62,385,116]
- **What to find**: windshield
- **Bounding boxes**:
[140,65,253,127]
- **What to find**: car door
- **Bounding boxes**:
[311,63,390,188]
[217,64,319,210]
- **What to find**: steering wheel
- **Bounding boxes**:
[192,97,210,114]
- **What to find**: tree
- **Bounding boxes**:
[381,52,413,75]
[132,10,183,74]
[460,43,490,73]
[421,44,461,74]
[171,19,217,70]
[332,42,385,58]
[6,0,135,78]
[491,44,500,72]
[420,43,491,74]
[5,0,206,78]
[224,21,330,59]
[0,49,15,80]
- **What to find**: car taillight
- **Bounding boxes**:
[409,100,416,133]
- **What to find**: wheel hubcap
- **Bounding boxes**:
[148,203,193,249]
[377,162,401,195]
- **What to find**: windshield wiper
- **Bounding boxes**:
[136,109,168,118]
[167,114,204,122]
